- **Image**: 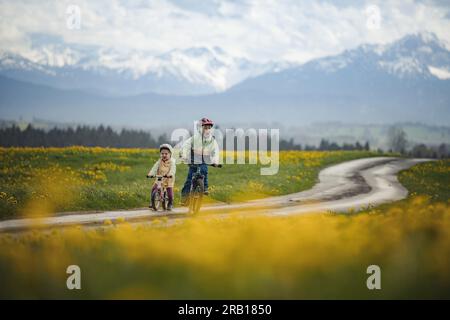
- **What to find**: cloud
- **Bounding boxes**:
[0,0,449,70]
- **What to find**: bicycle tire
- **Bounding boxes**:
[162,190,168,211]
[189,179,204,214]
[151,190,161,211]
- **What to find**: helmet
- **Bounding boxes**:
[200,118,214,127]
[159,144,173,154]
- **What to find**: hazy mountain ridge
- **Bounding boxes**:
[0,32,449,127]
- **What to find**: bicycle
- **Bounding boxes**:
[147,174,172,211]
[185,164,222,214]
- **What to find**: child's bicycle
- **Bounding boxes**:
[186,164,222,214]
[147,174,172,211]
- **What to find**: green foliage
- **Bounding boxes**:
[0,147,378,219]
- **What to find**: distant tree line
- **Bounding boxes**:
[387,126,449,159]
[279,138,370,151]
[407,143,449,159]
[0,125,167,148]
[1,124,371,151]
[1,124,448,158]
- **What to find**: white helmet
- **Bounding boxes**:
[159,144,173,154]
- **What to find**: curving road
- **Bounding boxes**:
[0,157,431,232]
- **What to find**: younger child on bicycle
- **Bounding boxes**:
[147,144,177,210]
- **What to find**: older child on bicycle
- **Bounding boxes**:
[147,144,177,210]
[180,118,220,205]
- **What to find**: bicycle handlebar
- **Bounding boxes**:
[181,162,223,168]
[179,158,223,168]
[147,163,222,178]
[146,174,173,178]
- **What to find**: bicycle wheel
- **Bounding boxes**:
[188,193,196,214]
[151,190,161,211]
[192,191,203,214]
[162,190,168,211]
[189,180,204,214]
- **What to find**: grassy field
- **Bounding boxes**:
[398,160,450,203]
[0,147,379,219]
[0,149,448,299]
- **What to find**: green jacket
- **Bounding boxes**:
[181,134,220,164]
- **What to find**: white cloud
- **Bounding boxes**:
[0,0,449,86]
[428,65,450,79]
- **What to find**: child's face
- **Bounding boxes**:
[202,125,212,137]
[160,150,170,161]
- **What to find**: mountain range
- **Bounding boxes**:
[0,32,449,128]
[0,44,288,96]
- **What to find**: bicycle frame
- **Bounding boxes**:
[190,165,205,192]
[150,175,169,211]
[154,175,165,192]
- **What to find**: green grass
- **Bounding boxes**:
[398,160,450,203]
[0,147,382,219]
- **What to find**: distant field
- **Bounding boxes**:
[0,147,380,219]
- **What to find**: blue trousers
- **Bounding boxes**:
[181,164,208,197]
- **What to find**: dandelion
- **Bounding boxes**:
[0,196,449,299]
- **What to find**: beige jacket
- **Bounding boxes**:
[148,158,176,188]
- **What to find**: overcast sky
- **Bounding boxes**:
[1,0,449,67]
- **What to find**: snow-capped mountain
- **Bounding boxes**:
[3,31,447,98]
[0,45,290,96]
[0,32,449,127]
[312,32,450,80]
[231,32,450,94]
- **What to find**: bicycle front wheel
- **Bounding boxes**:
[151,190,161,211]
[189,184,204,214]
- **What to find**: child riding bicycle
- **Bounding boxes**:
[147,144,176,211]
[180,118,220,206]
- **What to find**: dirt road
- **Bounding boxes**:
[0,157,431,232]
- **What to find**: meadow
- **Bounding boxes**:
[398,160,450,203]
[0,147,379,219]
[0,149,448,299]
[0,195,448,299]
